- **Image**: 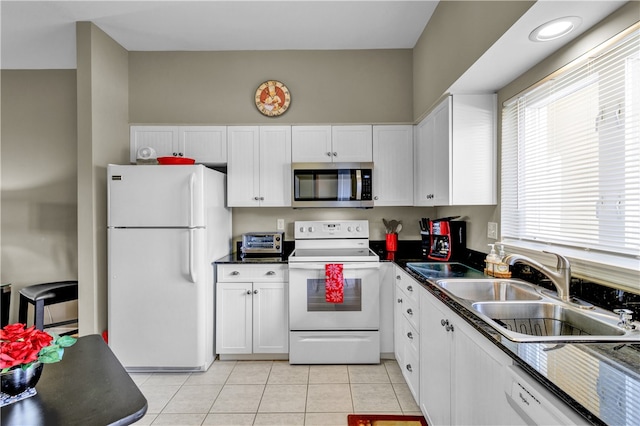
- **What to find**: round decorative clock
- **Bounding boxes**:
[255,80,291,117]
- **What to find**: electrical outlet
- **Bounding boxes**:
[277,219,285,230]
[487,222,498,239]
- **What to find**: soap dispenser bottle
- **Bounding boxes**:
[485,244,498,276]
[494,243,511,278]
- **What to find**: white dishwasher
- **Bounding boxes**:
[505,364,588,425]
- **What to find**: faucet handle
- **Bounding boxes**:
[614,308,634,329]
[542,251,571,270]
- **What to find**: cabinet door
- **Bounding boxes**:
[452,320,525,426]
[180,126,227,164]
[331,125,373,162]
[252,282,289,353]
[291,126,332,162]
[259,126,292,207]
[373,125,414,206]
[216,282,252,354]
[420,289,452,426]
[227,126,260,207]
[432,98,452,206]
[130,126,179,163]
[450,94,497,205]
[413,116,435,206]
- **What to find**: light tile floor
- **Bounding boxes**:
[130,359,422,425]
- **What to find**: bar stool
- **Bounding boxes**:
[18,280,78,336]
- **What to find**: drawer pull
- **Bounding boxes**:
[253,289,258,294]
[406,308,413,316]
[407,332,413,339]
[441,319,448,327]
[446,324,455,333]
[266,271,276,275]
[230,271,240,276]
[396,275,401,280]
[246,290,252,295]
[397,298,403,303]
[406,285,413,292]
[406,364,413,372]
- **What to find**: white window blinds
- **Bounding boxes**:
[501,25,640,291]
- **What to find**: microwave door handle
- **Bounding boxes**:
[355,169,362,200]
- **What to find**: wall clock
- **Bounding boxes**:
[255,80,291,117]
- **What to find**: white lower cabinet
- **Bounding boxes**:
[216,264,288,356]
[394,267,420,401]
[419,287,525,426]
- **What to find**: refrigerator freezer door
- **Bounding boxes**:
[108,227,213,370]
[108,165,205,228]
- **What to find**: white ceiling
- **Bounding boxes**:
[0,1,630,93]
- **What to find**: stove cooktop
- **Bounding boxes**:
[288,247,379,263]
[407,262,485,279]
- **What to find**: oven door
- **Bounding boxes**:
[288,262,380,330]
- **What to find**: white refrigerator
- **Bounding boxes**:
[107,164,231,371]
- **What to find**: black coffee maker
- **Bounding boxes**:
[420,217,467,261]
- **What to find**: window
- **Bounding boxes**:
[501,25,639,292]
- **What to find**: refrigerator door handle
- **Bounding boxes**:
[188,229,197,283]
[189,173,196,228]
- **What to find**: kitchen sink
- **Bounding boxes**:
[436,279,542,302]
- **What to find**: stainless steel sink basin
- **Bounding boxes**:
[470,301,637,342]
[436,279,542,302]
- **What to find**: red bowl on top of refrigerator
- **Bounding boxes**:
[157,156,195,165]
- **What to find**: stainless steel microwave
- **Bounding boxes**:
[291,162,373,208]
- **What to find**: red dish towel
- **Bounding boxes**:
[325,263,344,303]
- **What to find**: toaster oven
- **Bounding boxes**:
[241,232,284,256]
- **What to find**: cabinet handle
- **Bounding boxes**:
[246,290,252,295]
[446,324,455,332]
[441,319,448,327]
[332,152,338,156]
[374,196,379,200]
[254,196,260,201]
[266,271,276,275]
[406,285,413,292]
[230,271,240,276]
[326,152,332,157]
[406,308,413,316]
[173,152,178,156]
[397,298,403,303]
[396,275,401,280]
[406,364,413,372]
[407,332,413,339]
[260,197,265,201]
[253,289,258,294]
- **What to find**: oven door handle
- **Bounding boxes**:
[288,262,380,270]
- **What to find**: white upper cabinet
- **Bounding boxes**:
[331,125,373,162]
[227,126,292,207]
[373,125,414,206]
[414,94,497,206]
[130,125,227,165]
[292,125,372,163]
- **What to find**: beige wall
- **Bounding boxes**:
[412,0,534,120]
[129,49,414,125]
[1,70,78,323]
[76,22,129,335]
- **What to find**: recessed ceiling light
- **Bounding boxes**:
[529,16,582,42]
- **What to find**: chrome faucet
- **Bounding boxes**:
[503,251,572,302]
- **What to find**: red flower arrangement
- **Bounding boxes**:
[1,323,76,373]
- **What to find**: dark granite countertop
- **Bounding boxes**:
[214,242,639,425]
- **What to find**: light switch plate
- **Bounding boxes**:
[487,222,498,239]
[277,219,285,230]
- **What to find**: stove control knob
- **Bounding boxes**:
[299,226,304,233]
[347,226,353,232]
[308,226,315,233]
[356,226,362,232]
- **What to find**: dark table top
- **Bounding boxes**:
[1,334,147,426]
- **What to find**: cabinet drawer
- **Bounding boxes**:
[396,272,419,304]
[401,318,420,356]
[401,344,420,402]
[217,264,287,282]
[402,294,419,330]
